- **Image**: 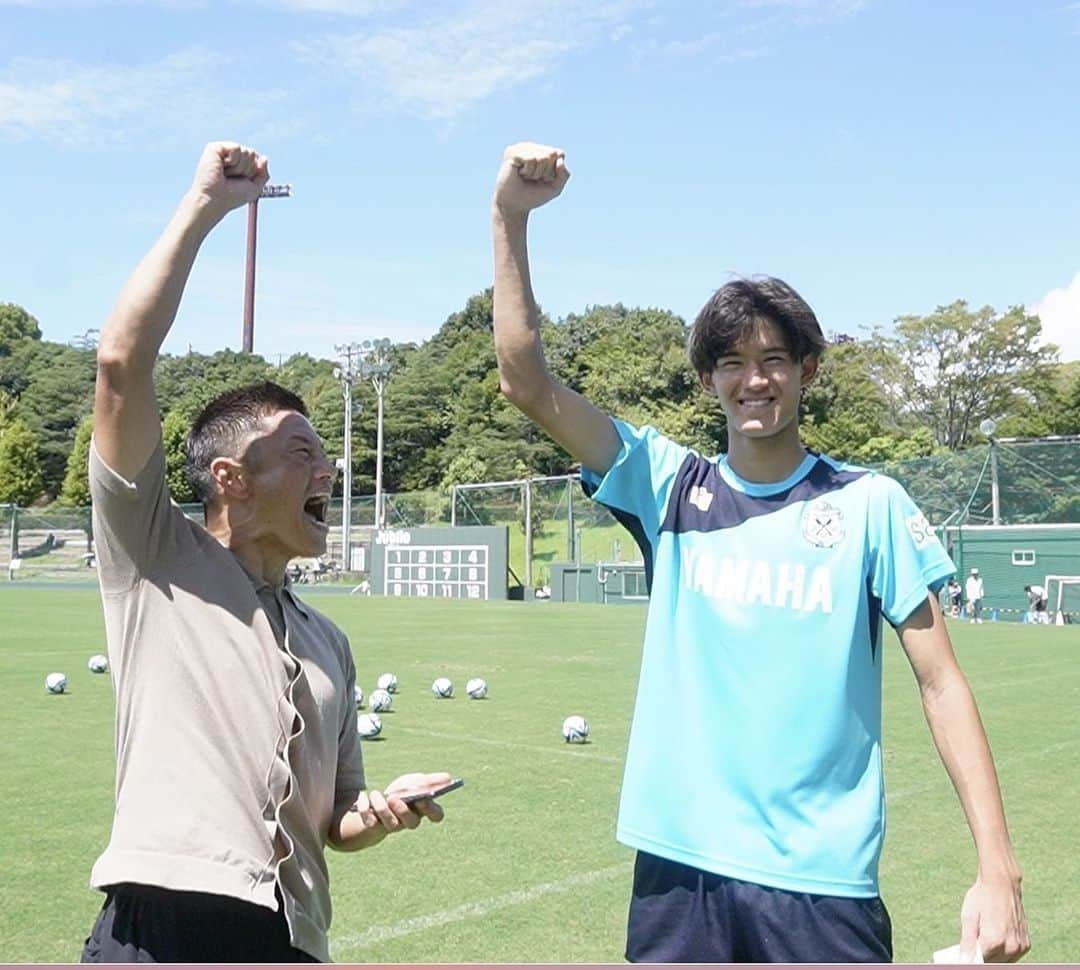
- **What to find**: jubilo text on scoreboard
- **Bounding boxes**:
[369,526,509,601]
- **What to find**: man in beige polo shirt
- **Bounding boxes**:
[81,142,453,963]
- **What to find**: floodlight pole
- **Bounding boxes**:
[359,339,393,529]
[242,183,292,354]
[335,344,361,571]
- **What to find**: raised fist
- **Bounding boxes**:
[493,142,570,215]
[189,142,270,219]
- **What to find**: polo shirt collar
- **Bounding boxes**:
[232,555,311,619]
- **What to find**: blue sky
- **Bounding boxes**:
[2,0,1078,364]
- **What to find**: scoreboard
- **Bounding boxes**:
[369,526,509,601]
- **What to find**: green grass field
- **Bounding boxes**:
[0,586,1076,963]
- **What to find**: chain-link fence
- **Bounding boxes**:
[874,437,1080,527]
[4,437,1077,586]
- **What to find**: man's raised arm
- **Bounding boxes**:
[492,142,620,476]
[94,143,268,480]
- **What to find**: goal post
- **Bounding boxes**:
[1044,575,1080,625]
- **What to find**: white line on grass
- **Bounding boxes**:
[331,862,629,957]
[392,725,624,763]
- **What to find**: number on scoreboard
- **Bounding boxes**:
[384,545,489,600]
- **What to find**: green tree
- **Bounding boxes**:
[0,339,96,498]
[163,410,196,503]
[154,350,273,421]
[58,415,94,507]
[876,302,1059,450]
[0,303,42,357]
[0,419,44,506]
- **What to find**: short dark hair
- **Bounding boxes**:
[186,381,308,506]
[687,276,826,377]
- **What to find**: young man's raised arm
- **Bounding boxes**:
[492,143,621,477]
[898,595,1030,963]
[94,143,268,480]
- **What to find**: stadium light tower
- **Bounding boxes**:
[359,338,394,529]
[242,183,292,354]
[979,418,1001,525]
[334,344,363,571]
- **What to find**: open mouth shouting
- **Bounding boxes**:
[303,494,331,531]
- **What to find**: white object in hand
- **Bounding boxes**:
[932,943,983,964]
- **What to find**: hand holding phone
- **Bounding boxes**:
[397,777,465,804]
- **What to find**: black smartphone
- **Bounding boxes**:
[398,778,465,804]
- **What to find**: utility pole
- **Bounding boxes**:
[242,183,292,353]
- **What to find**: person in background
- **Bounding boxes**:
[966,567,985,623]
[946,577,963,618]
[1024,583,1049,624]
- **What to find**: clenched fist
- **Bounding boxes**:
[189,142,270,221]
[493,142,570,215]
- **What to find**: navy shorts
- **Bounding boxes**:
[80,882,319,963]
[626,851,893,963]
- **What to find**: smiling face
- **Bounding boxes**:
[237,410,337,560]
[700,318,818,443]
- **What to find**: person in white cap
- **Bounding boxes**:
[965,568,985,623]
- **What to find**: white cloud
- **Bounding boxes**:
[0,49,284,146]
[1031,272,1080,363]
[296,0,650,122]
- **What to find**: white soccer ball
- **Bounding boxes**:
[370,688,393,712]
[431,677,453,698]
[88,654,109,674]
[376,672,398,693]
[357,713,382,738]
[562,715,589,744]
[466,677,488,699]
[354,685,365,709]
[45,672,67,694]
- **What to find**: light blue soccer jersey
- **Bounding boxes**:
[581,419,955,897]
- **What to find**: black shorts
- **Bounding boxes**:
[626,851,892,963]
[80,882,319,963]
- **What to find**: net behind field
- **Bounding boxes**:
[875,438,1080,526]
[3,438,1076,586]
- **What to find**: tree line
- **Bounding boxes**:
[1,292,1077,514]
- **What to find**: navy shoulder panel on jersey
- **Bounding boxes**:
[660,453,869,535]
[581,473,666,591]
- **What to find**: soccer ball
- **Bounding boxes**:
[45,672,67,694]
[466,677,488,699]
[354,685,365,709]
[370,688,393,712]
[357,713,382,738]
[377,672,398,693]
[88,654,109,674]
[431,677,453,698]
[562,715,589,743]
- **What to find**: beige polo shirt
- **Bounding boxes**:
[88,437,365,962]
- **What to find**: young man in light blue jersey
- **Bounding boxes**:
[490,142,1030,963]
